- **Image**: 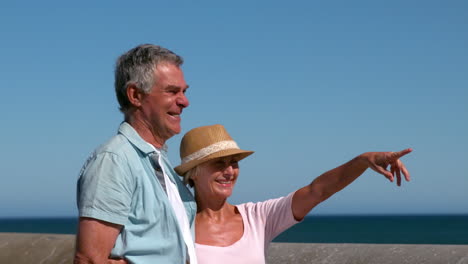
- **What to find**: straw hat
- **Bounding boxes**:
[174,124,254,176]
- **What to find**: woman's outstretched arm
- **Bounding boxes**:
[291,148,412,220]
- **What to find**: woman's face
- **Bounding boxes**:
[192,155,240,200]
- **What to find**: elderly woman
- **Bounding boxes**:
[174,124,412,264]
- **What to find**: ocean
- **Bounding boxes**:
[1,215,467,245]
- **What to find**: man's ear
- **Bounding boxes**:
[126,84,144,107]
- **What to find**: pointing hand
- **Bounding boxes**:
[363,148,412,186]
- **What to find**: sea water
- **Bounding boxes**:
[1,215,467,244]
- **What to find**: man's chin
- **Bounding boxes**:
[168,126,182,136]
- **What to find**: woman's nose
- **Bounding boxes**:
[223,165,234,175]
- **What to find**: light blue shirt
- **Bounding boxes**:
[77,122,196,264]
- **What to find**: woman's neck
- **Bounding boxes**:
[195,194,236,221]
[194,197,243,246]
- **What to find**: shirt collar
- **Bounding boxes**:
[142,133,177,185]
[118,122,168,155]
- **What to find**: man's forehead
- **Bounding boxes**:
[154,63,188,88]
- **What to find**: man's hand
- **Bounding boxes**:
[363,148,412,186]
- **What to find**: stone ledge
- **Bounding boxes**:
[267,242,468,264]
[0,233,74,264]
[1,233,468,264]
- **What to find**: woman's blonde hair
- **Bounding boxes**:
[183,165,201,187]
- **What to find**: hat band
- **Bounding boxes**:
[181,140,239,164]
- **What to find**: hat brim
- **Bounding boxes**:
[174,149,254,176]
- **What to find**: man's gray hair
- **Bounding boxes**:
[114,44,184,113]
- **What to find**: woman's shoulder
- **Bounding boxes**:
[238,192,295,210]
[236,192,296,219]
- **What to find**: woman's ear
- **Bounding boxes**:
[191,166,202,184]
[190,171,198,182]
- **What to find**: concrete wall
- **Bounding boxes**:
[0,233,74,264]
[1,233,468,264]
[267,242,468,264]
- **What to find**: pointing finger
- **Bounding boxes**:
[392,148,413,160]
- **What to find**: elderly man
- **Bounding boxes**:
[75,44,197,264]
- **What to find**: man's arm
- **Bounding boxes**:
[291,149,412,220]
[74,217,123,264]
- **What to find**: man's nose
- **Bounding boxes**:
[177,92,189,108]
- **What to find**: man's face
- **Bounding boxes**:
[140,63,189,143]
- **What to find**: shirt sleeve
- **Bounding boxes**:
[260,192,300,243]
[77,151,134,225]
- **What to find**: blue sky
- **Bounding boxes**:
[0,0,466,217]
